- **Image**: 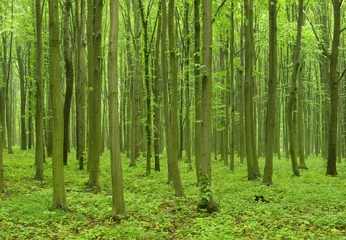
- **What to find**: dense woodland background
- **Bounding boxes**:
[0,0,346,232]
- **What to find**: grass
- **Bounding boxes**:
[1,147,346,239]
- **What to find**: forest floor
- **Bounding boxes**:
[1,148,346,239]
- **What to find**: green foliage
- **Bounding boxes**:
[1,148,346,238]
[198,173,212,209]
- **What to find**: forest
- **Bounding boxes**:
[0,0,346,238]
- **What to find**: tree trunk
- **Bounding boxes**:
[184,0,192,168]
[35,0,44,180]
[161,0,173,182]
[297,61,307,169]
[326,0,342,176]
[0,71,4,193]
[194,0,202,184]
[168,0,184,196]
[17,46,26,150]
[75,0,86,170]
[263,0,278,185]
[287,0,303,177]
[86,0,94,171]
[130,0,141,167]
[2,32,13,154]
[198,0,217,212]
[49,0,66,209]
[108,0,126,220]
[63,0,74,166]
[154,2,162,172]
[138,0,152,176]
[87,0,103,188]
[229,1,235,172]
[244,0,256,180]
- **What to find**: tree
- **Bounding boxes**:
[138,0,152,176]
[326,0,343,176]
[184,0,192,168]
[161,0,173,182]
[168,0,184,196]
[243,0,258,180]
[49,0,66,209]
[62,0,74,166]
[87,0,103,188]
[287,0,304,177]
[263,0,278,185]
[108,0,126,220]
[130,0,141,167]
[17,45,26,150]
[0,67,4,193]
[75,0,86,170]
[194,0,202,183]
[198,0,217,212]
[229,0,235,172]
[153,0,162,172]
[35,0,44,180]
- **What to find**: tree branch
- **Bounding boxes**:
[338,67,346,82]
[212,0,228,23]
[304,10,330,59]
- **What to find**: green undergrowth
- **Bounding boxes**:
[1,147,346,239]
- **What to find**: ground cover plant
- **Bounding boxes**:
[1,148,346,239]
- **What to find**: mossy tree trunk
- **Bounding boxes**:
[138,0,152,176]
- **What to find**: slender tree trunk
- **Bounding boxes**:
[326,0,342,176]
[108,0,126,220]
[297,61,307,169]
[239,20,246,165]
[184,0,192,168]
[287,0,303,177]
[63,0,73,166]
[194,0,202,183]
[229,1,235,171]
[244,0,256,180]
[35,0,44,179]
[2,32,13,154]
[130,0,141,167]
[17,46,26,150]
[263,0,278,185]
[161,0,173,182]
[154,2,162,172]
[86,0,94,171]
[76,0,86,170]
[87,0,103,188]
[220,37,228,166]
[49,0,66,209]
[138,0,152,176]
[168,0,184,196]
[320,0,330,160]
[0,63,4,192]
